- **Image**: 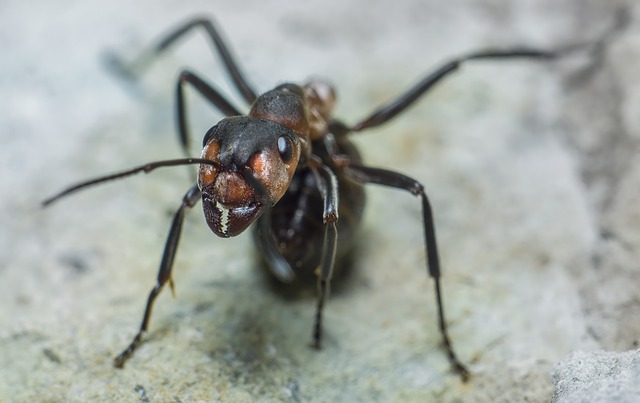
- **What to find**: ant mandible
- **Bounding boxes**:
[43,17,605,381]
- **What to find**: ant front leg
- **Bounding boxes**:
[308,157,340,349]
[114,184,201,368]
[254,213,297,283]
[342,163,470,382]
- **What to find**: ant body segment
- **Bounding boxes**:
[43,17,612,381]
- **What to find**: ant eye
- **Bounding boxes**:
[277,135,294,163]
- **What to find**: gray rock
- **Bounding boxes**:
[552,350,640,403]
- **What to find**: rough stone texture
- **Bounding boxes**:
[1,0,639,402]
[552,350,640,403]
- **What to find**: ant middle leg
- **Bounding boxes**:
[106,17,257,103]
[114,184,201,368]
[350,48,557,132]
[350,14,627,133]
[342,162,470,382]
[175,69,241,156]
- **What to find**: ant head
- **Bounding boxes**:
[198,116,301,238]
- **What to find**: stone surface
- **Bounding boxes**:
[1,0,639,402]
[552,350,640,403]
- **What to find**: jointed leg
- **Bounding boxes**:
[312,220,337,348]
[114,184,201,368]
[351,49,556,132]
[308,157,339,348]
[351,12,629,133]
[254,213,296,283]
[176,70,242,156]
[343,162,469,381]
[243,166,297,283]
[107,17,258,103]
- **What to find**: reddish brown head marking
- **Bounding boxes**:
[199,139,221,188]
[197,113,302,237]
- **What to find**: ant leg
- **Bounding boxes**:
[244,160,337,346]
[236,167,298,283]
[351,48,556,132]
[342,162,470,382]
[236,167,297,283]
[176,69,241,156]
[351,12,629,133]
[114,184,201,368]
[254,214,297,283]
[308,157,339,349]
[107,17,257,103]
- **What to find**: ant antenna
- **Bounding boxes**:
[42,158,218,207]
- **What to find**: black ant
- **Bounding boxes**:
[43,17,617,381]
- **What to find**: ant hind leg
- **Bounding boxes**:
[342,162,470,382]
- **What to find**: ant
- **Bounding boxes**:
[43,16,618,381]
